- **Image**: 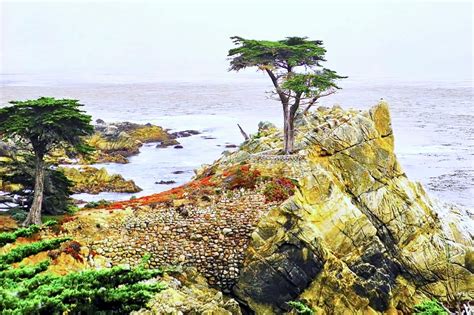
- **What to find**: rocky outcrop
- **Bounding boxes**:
[133,268,241,315]
[42,102,472,314]
[52,121,180,164]
[229,102,473,313]
[60,166,141,194]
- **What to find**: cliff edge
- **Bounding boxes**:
[223,102,473,313]
[43,102,472,314]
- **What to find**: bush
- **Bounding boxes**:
[414,299,448,315]
[83,199,111,209]
[0,224,41,246]
[287,300,314,315]
[222,165,261,190]
[263,177,296,202]
[0,228,167,313]
[9,208,28,223]
[0,262,166,314]
[0,237,71,270]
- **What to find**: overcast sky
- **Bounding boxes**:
[0,0,472,82]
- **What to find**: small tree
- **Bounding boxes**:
[0,97,93,225]
[228,36,346,154]
[0,154,75,215]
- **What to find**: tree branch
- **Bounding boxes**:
[237,124,249,140]
[290,91,304,117]
[303,89,337,114]
[265,69,288,106]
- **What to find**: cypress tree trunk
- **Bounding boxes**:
[284,103,298,154]
[287,112,295,153]
[283,104,292,154]
[23,155,45,226]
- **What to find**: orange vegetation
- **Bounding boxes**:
[103,175,216,210]
[100,164,261,211]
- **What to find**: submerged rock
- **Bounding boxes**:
[155,180,176,185]
[170,129,201,139]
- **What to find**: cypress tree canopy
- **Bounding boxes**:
[228,36,346,154]
[0,97,94,157]
[228,36,327,71]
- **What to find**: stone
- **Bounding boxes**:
[222,228,232,235]
[155,180,176,185]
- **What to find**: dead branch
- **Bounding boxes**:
[237,124,249,140]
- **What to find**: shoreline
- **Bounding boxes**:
[1,80,472,208]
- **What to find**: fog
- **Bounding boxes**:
[1,0,472,82]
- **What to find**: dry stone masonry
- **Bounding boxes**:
[92,188,278,291]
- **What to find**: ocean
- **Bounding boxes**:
[1,75,473,209]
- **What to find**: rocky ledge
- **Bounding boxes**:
[46,102,473,314]
[60,166,142,194]
[53,120,182,164]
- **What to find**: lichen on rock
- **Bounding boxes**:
[51,121,180,164]
[230,101,473,314]
[34,101,473,314]
[60,166,142,194]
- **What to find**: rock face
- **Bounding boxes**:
[77,187,280,291]
[229,102,473,313]
[60,166,142,194]
[48,102,472,314]
[133,268,241,315]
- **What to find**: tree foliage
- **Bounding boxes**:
[228,36,326,71]
[228,36,346,153]
[0,97,94,225]
[0,97,94,157]
[0,155,75,215]
[0,230,166,314]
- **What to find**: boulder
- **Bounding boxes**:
[132,268,241,315]
[232,102,473,313]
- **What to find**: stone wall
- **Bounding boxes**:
[90,187,278,291]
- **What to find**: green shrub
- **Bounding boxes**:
[414,299,448,314]
[0,263,166,314]
[0,237,70,270]
[9,209,28,223]
[0,260,50,280]
[83,199,111,209]
[263,177,296,202]
[287,300,314,315]
[0,224,41,246]
[0,229,166,314]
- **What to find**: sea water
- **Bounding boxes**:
[1,76,472,208]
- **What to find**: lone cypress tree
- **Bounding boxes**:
[228,36,346,154]
[0,97,93,225]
